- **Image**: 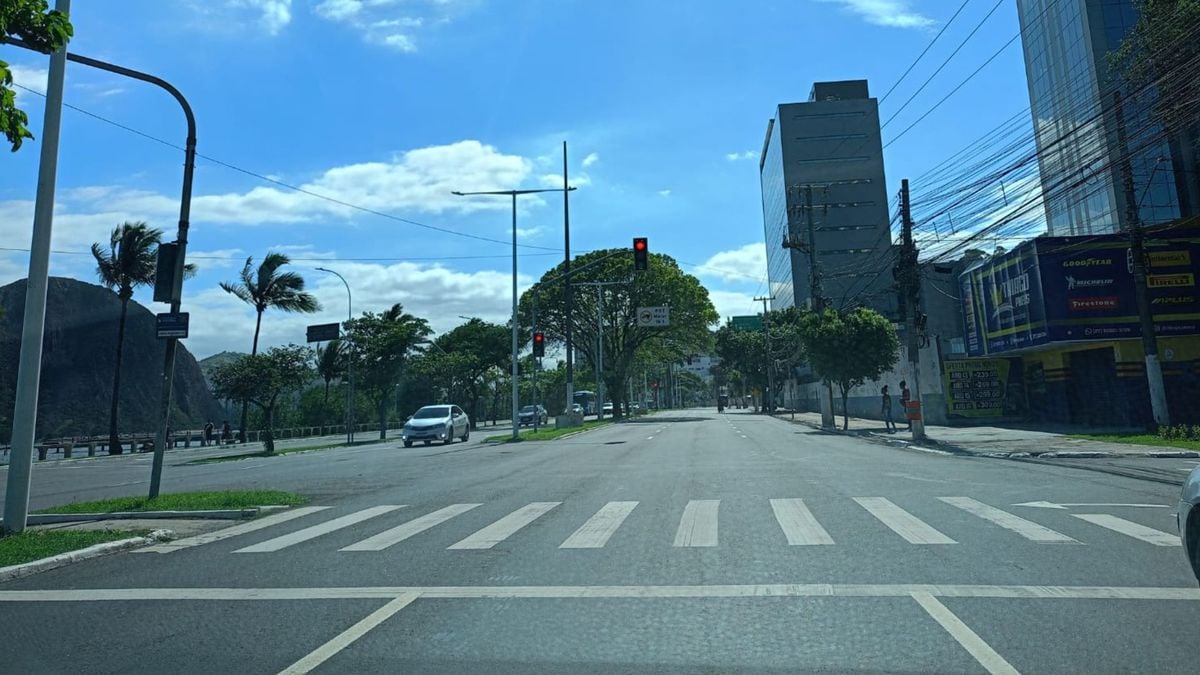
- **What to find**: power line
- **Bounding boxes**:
[9,83,563,252]
[0,245,561,262]
[877,0,974,105]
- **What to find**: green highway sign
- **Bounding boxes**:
[731,315,762,331]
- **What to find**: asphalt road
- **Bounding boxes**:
[2,409,1198,673]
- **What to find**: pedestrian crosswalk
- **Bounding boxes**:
[136,496,1181,556]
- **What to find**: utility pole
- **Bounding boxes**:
[1114,92,1170,427]
[783,184,833,428]
[562,141,575,420]
[754,295,774,414]
[899,179,926,441]
[2,0,69,534]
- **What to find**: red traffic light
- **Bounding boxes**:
[633,237,648,271]
[532,331,545,357]
[533,332,544,342]
[634,239,647,251]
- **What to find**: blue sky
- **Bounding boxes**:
[0,0,1034,358]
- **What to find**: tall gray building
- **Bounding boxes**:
[1017,0,1200,236]
[760,80,895,314]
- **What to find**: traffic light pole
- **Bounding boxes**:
[754,295,773,414]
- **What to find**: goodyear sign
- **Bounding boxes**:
[960,230,1200,356]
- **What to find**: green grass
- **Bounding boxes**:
[34,489,306,514]
[1069,433,1200,451]
[485,419,613,443]
[0,529,149,567]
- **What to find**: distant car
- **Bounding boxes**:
[571,403,584,415]
[602,402,614,414]
[518,405,548,427]
[1179,465,1200,584]
[402,405,469,447]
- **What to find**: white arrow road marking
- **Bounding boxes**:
[1013,501,1169,509]
[1072,514,1181,546]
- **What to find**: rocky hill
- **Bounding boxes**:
[0,277,224,442]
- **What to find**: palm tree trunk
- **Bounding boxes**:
[239,309,265,443]
[107,297,130,455]
[322,379,331,429]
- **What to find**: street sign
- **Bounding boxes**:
[306,322,341,343]
[731,315,762,331]
[636,306,669,327]
[155,312,189,339]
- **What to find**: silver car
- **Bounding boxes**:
[1179,464,1200,584]
[402,404,470,447]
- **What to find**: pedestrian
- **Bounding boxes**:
[221,420,232,445]
[899,380,912,431]
[881,385,897,433]
[203,421,214,447]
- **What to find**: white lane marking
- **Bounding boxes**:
[234,506,405,553]
[447,502,561,549]
[854,498,956,545]
[278,594,418,675]
[770,498,834,546]
[341,504,482,552]
[4,584,1197,603]
[560,501,639,549]
[1072,514,1181,546]
[939,497,1079,543]
[646,436,654,440]
[135,507,332,553]
[911,592,1020,675]
[673,500,720,547]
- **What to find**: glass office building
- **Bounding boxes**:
[1017,0,1197,235]
[759,81,895,313]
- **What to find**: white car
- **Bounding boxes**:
[402,405,469,447]
[1179,464,1200,585]
[602,402,614,414]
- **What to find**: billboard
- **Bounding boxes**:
[960,230,1200,356]
[943,358,1026,419]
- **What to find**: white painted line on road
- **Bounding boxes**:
[673,500,720,547]
[341,504,482,552]
[135,506,332,553]
[234,506,405,553]
[939,497,1079,543]
[911,592,1020,675]
[278,593,418,675]
[854,498,956,545]
[646,436,654,440]
[447,502,561,550]
[1072,514,1180,546]
[560,501,639,549]
[5,583,1198,603]
[770,499,834,546]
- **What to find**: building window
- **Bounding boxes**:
[794,156,870,164]
[794,133,867,142]
[793,111,865,120]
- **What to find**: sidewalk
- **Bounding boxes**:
[774,411,1199,459]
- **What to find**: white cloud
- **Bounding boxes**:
[538,172,591,189]
[230,0,293,34]
[816,0,935,29]
[581,152,600,168]
[515,226,545,238]
[314,0,474,51]
[707,290,761,324]
[725,150,756,161]
[696,243,768,285]
[657,189,671,197]
[8,64,48,102]
[182,259,532,358]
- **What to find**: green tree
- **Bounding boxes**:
[1,0,72,152]
[433,318,511,428]
[209,345,313,455]
[520,249,717,419]
[713,308,806,411]
[345,303,431,439]
[220,252,320,440]
[314,339,344,427]
[800,307,899,430]
[1113,0,1200,130]
[91,222,161,455]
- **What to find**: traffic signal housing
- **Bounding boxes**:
[633,237,648,271]
[532,331,545,357]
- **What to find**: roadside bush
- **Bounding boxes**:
[1157,424,1200,441]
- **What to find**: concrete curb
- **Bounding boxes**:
[0,529,174,583]
[23,504,290,526]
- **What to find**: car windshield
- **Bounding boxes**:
[520,406,537,413]
[412,406,450,419]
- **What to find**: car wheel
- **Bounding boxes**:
[444,428,454,445]
[462,427,470,441]
[403,441,412,448]
[1189,511,1200,586]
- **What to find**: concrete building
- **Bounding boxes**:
[1016,0,1200,236]
[759,80,895,314]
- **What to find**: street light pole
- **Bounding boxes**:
[316,267,354,445]
[562,142,574,417]
[452,186,573,441]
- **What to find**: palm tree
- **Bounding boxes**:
[315,339,344,427]
[220,252,320,440]
[92,222,162,455]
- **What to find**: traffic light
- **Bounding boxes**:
[532,331,545,357]
[633,237,648,271]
